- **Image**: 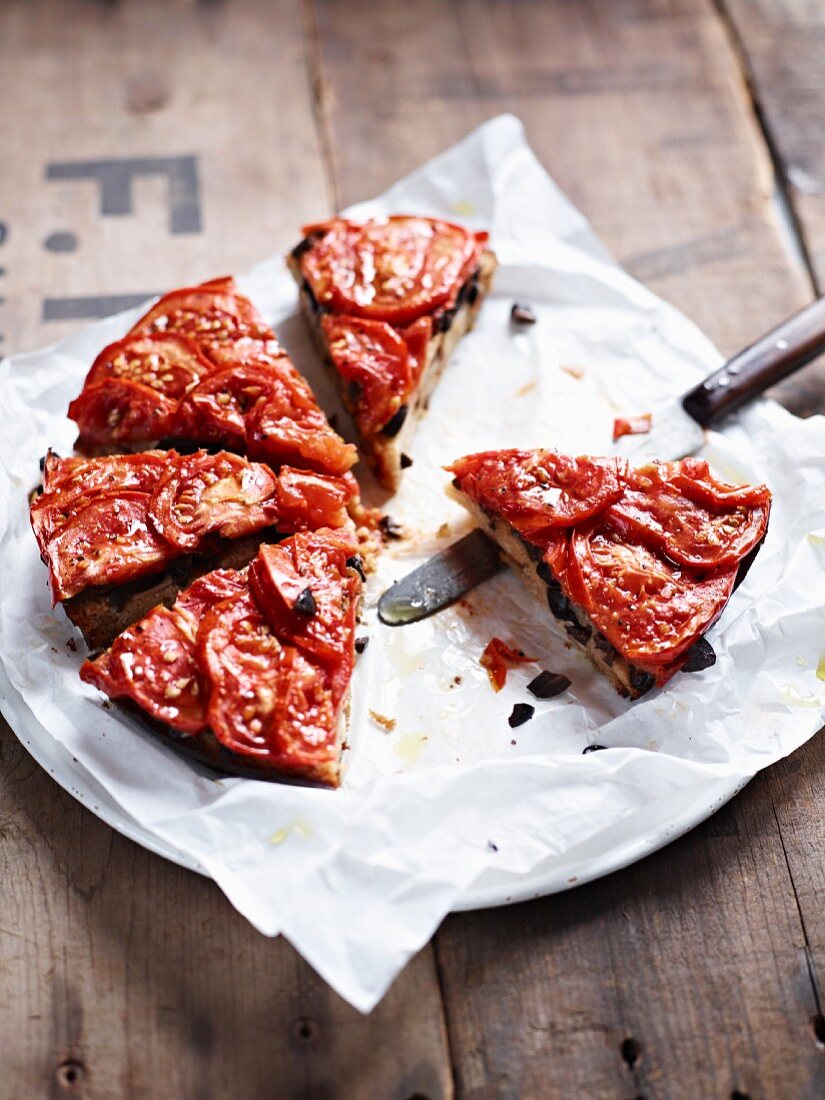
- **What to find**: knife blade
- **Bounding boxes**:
[614,296,825,462]
[380,297,825,625]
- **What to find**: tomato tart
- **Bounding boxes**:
[31,449,360,650]
[447,451,771,697]
[80,529,362,786]
[67,276,356,478]
[288,216,496,490]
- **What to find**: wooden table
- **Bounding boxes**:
[2,2,823,1096]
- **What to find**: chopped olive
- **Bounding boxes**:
[355,636,370,654]
[435,307,456,333]
[302,279,320,313]
[348,380,363,402]
[400,453,413,469]
[381,404,408,438]
[293,587,317,617]
[379,515,403,540]
[508,703,535,728]
[346,555,366,582]
[536,561,555,584]
[291,233,318,260]
[628,666,655,694]
[582,744,607,754]
[565,621,591,646]
[511,302,537,325]
[682,636,716,672]
[527,670,571,699]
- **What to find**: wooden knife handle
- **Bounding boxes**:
[682,297,825,427]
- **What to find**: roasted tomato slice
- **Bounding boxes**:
[269,647,339,769]
[604,460,770,569]
[68,379,176,446]
[448,450,626,540]
[84,334,212,401]
[249,530,360,667]
[275,467,357,531]
[199,590,287,758]
[32,452,167,545]
[171,363,286,446]
[566,521,737,667]
[321,314,416,435]
[148,451,279,550]
[127,278,268,351]
[44,492,176,601]
[300,216,485,325]
[246,383,357,476]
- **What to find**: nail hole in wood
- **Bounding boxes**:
[292,1016,320,1044]
[620,1037,641,1068]
[730,1091,750,1100]
[406,1094,431,1100]
[56,1058,85,1088]
[812,1013,825,1047]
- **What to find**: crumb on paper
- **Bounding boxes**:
[66,638,77,652]
[369,709,396,732]
[436,522,451,539]
[567,876,578,884]
[560,363,586,379]
[613,413,652,442]
[515,380,537,398]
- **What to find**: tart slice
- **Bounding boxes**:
[288,216,496,490]
[31,449,359,649]
[80,529,361,786]
[447,450,771,697]
[67,276,356,478]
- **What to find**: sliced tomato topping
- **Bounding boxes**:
[604,461,770,569]
[322,314,416,435]
[68,378,176,446]
[300,216,485,325]
[148,452,278,550]
[480,637,536,692]
[268,647,339,765]
[275,467,357,531]
[85,334,212,400]
[401,316,432,386]
[171,363,285,446]
[249,530,360,668]
[174,568,249,623]
[199,590,287,757]
[201,333,287,372]
[448,450,626,540]
[246,383,357,475]
[44,492,176,601]
[567,521,737,667]
[127,278,268,351]
[32,452,167,546]
[612,413,652,441]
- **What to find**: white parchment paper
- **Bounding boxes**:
[1,116,824,1012]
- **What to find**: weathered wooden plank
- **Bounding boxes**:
[0,1,452,1096]
[310,0,825,1094]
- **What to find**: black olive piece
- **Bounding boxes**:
[293,587,317,617]
[348,380,363,402]
[157,436,202,455]
[400,453,413,469]
[301,279,320,314]
[452,477,460,489]
[379,515,403,540]
[511,302,537,325]
[628,666,656,694]
[380,404,408,438]
[346,555,366,582]
[435,308,456,333]
[536,561,556,584]
[565,621,591,646]
[290,233,318,260]
[39,452,55,472]
[465,279,480,306]
[355,636,370,654]
[733,536,765,591]
[527,670,572,699]
[682,636,716,672]
[583,744,607,754]
[508,703,535,728]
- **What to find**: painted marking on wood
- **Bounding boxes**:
[43,293,155,322]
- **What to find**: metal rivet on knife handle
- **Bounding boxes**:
[377,529,503,626]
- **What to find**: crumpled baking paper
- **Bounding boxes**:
[1,115,824,1012]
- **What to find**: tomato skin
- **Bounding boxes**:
[148,451,279,550]
[127,278,268,349]
[300,216,486,326]
[604,461,770,569]
[248,529,360,669]
[479,637,536,692]
[567,521,737,666]
[171,363,286,446]
[69,379,176,446]
[448,450,626,540]
[246,383,357,476]
[612,414,651,442]
[85,334,212,400]
[274,467,357,532]
[44,492,176,601]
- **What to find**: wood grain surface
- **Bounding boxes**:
[0,1,823,1097]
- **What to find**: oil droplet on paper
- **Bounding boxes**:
[806,531,825,548]
[395,733,427,765]
[780,685,821,709]
[451,199,476,217]
[816,656,825,682]
[270,817,315,846]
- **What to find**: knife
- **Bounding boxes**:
[378,298,825,626]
